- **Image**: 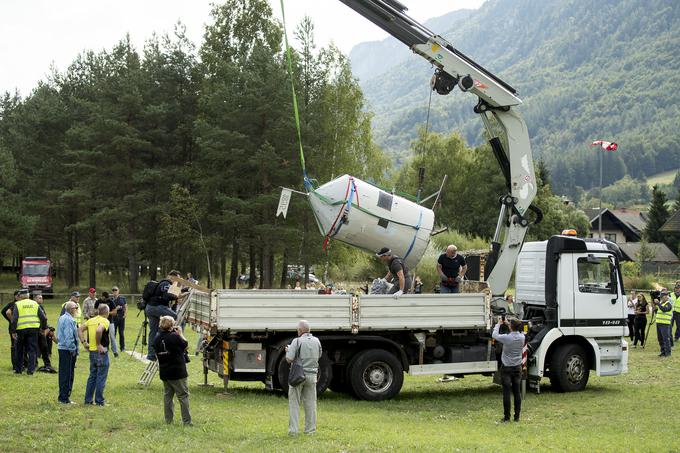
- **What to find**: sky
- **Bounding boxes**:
[0,0,486,96]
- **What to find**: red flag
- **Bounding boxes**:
[591,140,618,151]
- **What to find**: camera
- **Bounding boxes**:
[650,290,661,300]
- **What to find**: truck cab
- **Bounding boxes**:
[516,235,628,391]
[20,256,54,297]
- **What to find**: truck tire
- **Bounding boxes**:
[348,349,404,401]
[549,344,589,392]
[276,353,333,396]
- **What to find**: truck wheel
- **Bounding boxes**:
[276,353,333,396]
[348,349,404,401]
[550,344,589,392]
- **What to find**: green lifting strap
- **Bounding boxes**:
[280,0,313,191]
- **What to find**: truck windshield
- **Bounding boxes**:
[577,257,616,294]
[23,263,49,276]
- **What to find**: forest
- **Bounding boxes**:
[0,0,591,291]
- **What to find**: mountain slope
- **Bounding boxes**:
[350,0,680,197]
[348,9,473,83]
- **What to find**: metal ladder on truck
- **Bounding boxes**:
[138,289,194,386]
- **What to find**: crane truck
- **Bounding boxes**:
[183,0,628,401]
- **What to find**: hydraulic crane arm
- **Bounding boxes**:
[338,0,541,296]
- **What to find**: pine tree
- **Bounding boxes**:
[644,185,670,244]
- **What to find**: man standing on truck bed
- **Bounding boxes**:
[376,247,411,297]
[437,245,467,294]
[286,320,322,435]
[492,317,525,422]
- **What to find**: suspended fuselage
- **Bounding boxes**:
[307,174,435,269]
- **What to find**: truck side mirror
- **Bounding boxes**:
[608,260,618,295]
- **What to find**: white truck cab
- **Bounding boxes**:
[516,235,628,391]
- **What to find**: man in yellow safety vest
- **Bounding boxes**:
[10,289,47,374]
[652,291,673,358]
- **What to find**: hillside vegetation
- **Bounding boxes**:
[352,0,680,199]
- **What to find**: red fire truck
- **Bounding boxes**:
[20,257,54,297]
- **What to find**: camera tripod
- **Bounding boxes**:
[130,310,149,358]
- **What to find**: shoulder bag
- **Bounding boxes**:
[288,339,306,386]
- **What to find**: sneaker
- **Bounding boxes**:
[514,415,520,422]
[13,370,22,375]
[499,418,510,424]
[114,352,119,358]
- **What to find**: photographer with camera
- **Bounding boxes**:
[153,316,192,426]
[492,317,525,423]
[652,290,673,357]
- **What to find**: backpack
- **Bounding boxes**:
[139,280,159,310]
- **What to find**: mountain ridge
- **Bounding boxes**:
[348,0,680,198]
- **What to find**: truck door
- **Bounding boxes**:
[570,253,626,336]
[556,254,576,335]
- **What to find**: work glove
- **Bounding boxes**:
[393,290,403,298]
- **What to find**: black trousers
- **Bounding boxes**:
[627,314,636,341]
[633,316,647,346]
[9,329,18,370]
[15,329,38,373]
[38,332,52,367]
[114,318,126,351]
[501,365,522,420]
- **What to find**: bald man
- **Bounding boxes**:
[437,245,467,294]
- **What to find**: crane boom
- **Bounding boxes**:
[338,0,541,296]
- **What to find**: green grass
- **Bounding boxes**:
[1,302,679,452]
[646,168,679,188]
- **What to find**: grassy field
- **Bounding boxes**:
[646,168,678,188]
[0,302,679,452]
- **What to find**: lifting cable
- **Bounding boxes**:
[280,0,313,192]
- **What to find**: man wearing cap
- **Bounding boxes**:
[11,289,47,374]
[671,283,680,344]
[437,245,468,294]
[2,290,21,371]
[376,248,411,297]
[82,288,97,321]
[61,291,83,326]
[56,301,79,404]
[652,291,673,357]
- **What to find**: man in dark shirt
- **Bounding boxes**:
[111,286,127,352]
[95,292,119,357]
[376,247,411,297]
[2,290,20,370]
[153,315,192,425]
[437,245,468,294]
